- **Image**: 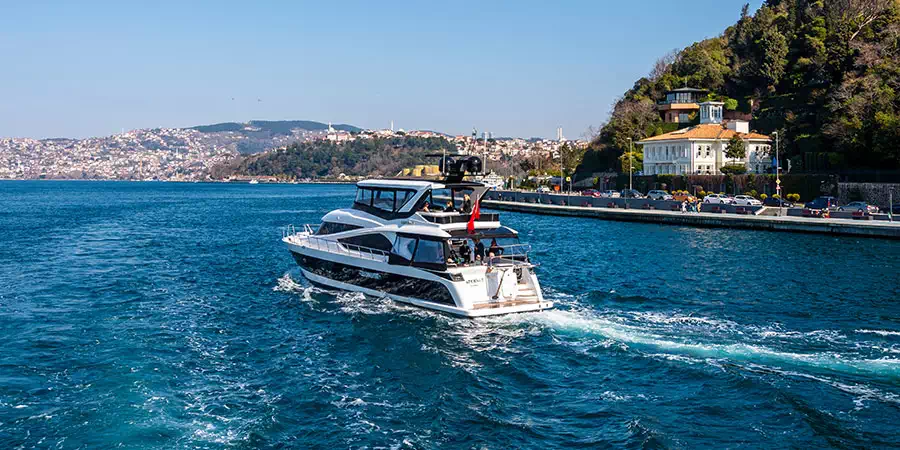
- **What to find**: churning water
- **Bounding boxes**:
[1,181,898,448]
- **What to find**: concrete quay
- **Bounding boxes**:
[480,192,900,240]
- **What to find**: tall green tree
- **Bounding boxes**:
[618,150,644,173]
[725,136,748,163]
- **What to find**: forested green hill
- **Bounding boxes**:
[218,136,456,179]
[582,0,900,174]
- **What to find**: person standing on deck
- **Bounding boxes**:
[473,238,485,261]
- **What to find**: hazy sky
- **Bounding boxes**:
[0,0,761,139]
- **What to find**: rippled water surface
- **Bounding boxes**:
[1,181,899,449]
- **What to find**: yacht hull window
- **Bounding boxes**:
[339,233,393,252]
[316,222,362,235]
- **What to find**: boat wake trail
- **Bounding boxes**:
[511,308,900,381]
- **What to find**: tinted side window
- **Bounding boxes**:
[340,233,393,252]
[392,236,417,261]
[414,240,444,264]
[316,222,361,235]
[396,190,416,210]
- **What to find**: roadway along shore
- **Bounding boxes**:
[479,193,900,240]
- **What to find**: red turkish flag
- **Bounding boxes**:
[466,199,481,234]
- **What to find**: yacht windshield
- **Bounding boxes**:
[355,188,373,206]
[354,187,417,214]
[372,190,395,212]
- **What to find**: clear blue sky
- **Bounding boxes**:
[0,0,761,139]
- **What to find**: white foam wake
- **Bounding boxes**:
[856,329,900,337]
[524,310,900,379]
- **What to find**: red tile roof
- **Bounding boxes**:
[638,124,770,143]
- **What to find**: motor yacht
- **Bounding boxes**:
[282,156,552,317]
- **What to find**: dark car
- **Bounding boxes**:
[804,196,839,210]
[620,189,645,199]
[763,197,794,207]
[882,203,900,214]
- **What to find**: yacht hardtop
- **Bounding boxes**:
[282,155,551,317]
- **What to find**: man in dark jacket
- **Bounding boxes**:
[473,238,485,261]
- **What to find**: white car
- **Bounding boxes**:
[732,195,762,206]
[647,190,674,201]
[703,194,734,204]
[600,190,621,198]
[536,186,551,193]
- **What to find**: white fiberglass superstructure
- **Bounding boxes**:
[282,157,551,317]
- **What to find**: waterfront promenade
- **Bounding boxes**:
[481,192,900,239]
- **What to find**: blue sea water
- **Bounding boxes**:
[1,180,899,449]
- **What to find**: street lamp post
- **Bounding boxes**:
[627,138,633,209]
[773,131,781,216]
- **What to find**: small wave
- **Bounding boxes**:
[756,329,846,344]
[627,311,737,328]
[600,391,647,402]
[856,329,900,337]
[531,310,900,379]
[273,273,304,293]
[748,365,900,409]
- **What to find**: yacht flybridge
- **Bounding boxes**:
[282,155,552,317]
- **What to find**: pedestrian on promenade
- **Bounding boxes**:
[681,200,687,213]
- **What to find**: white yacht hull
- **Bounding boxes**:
[286,238,552,318]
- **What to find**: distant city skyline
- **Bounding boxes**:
[0,0,761,140]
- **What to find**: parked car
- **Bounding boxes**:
[600,190,621,198]
[763,197,794,208]
[620,189,645,199]
[536,186,551,193]
[581,189,601,197]
[733,195,762,206]
[804,196,839,210]
[838,201,878,214]
[672,192,697,202]
[886,204,900,214]
[647,190,674,201]
[703,194,734,204]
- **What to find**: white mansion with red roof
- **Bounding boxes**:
[638,102,772,175]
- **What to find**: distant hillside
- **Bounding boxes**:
[214,136,456,179]
[191,120,361,135]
